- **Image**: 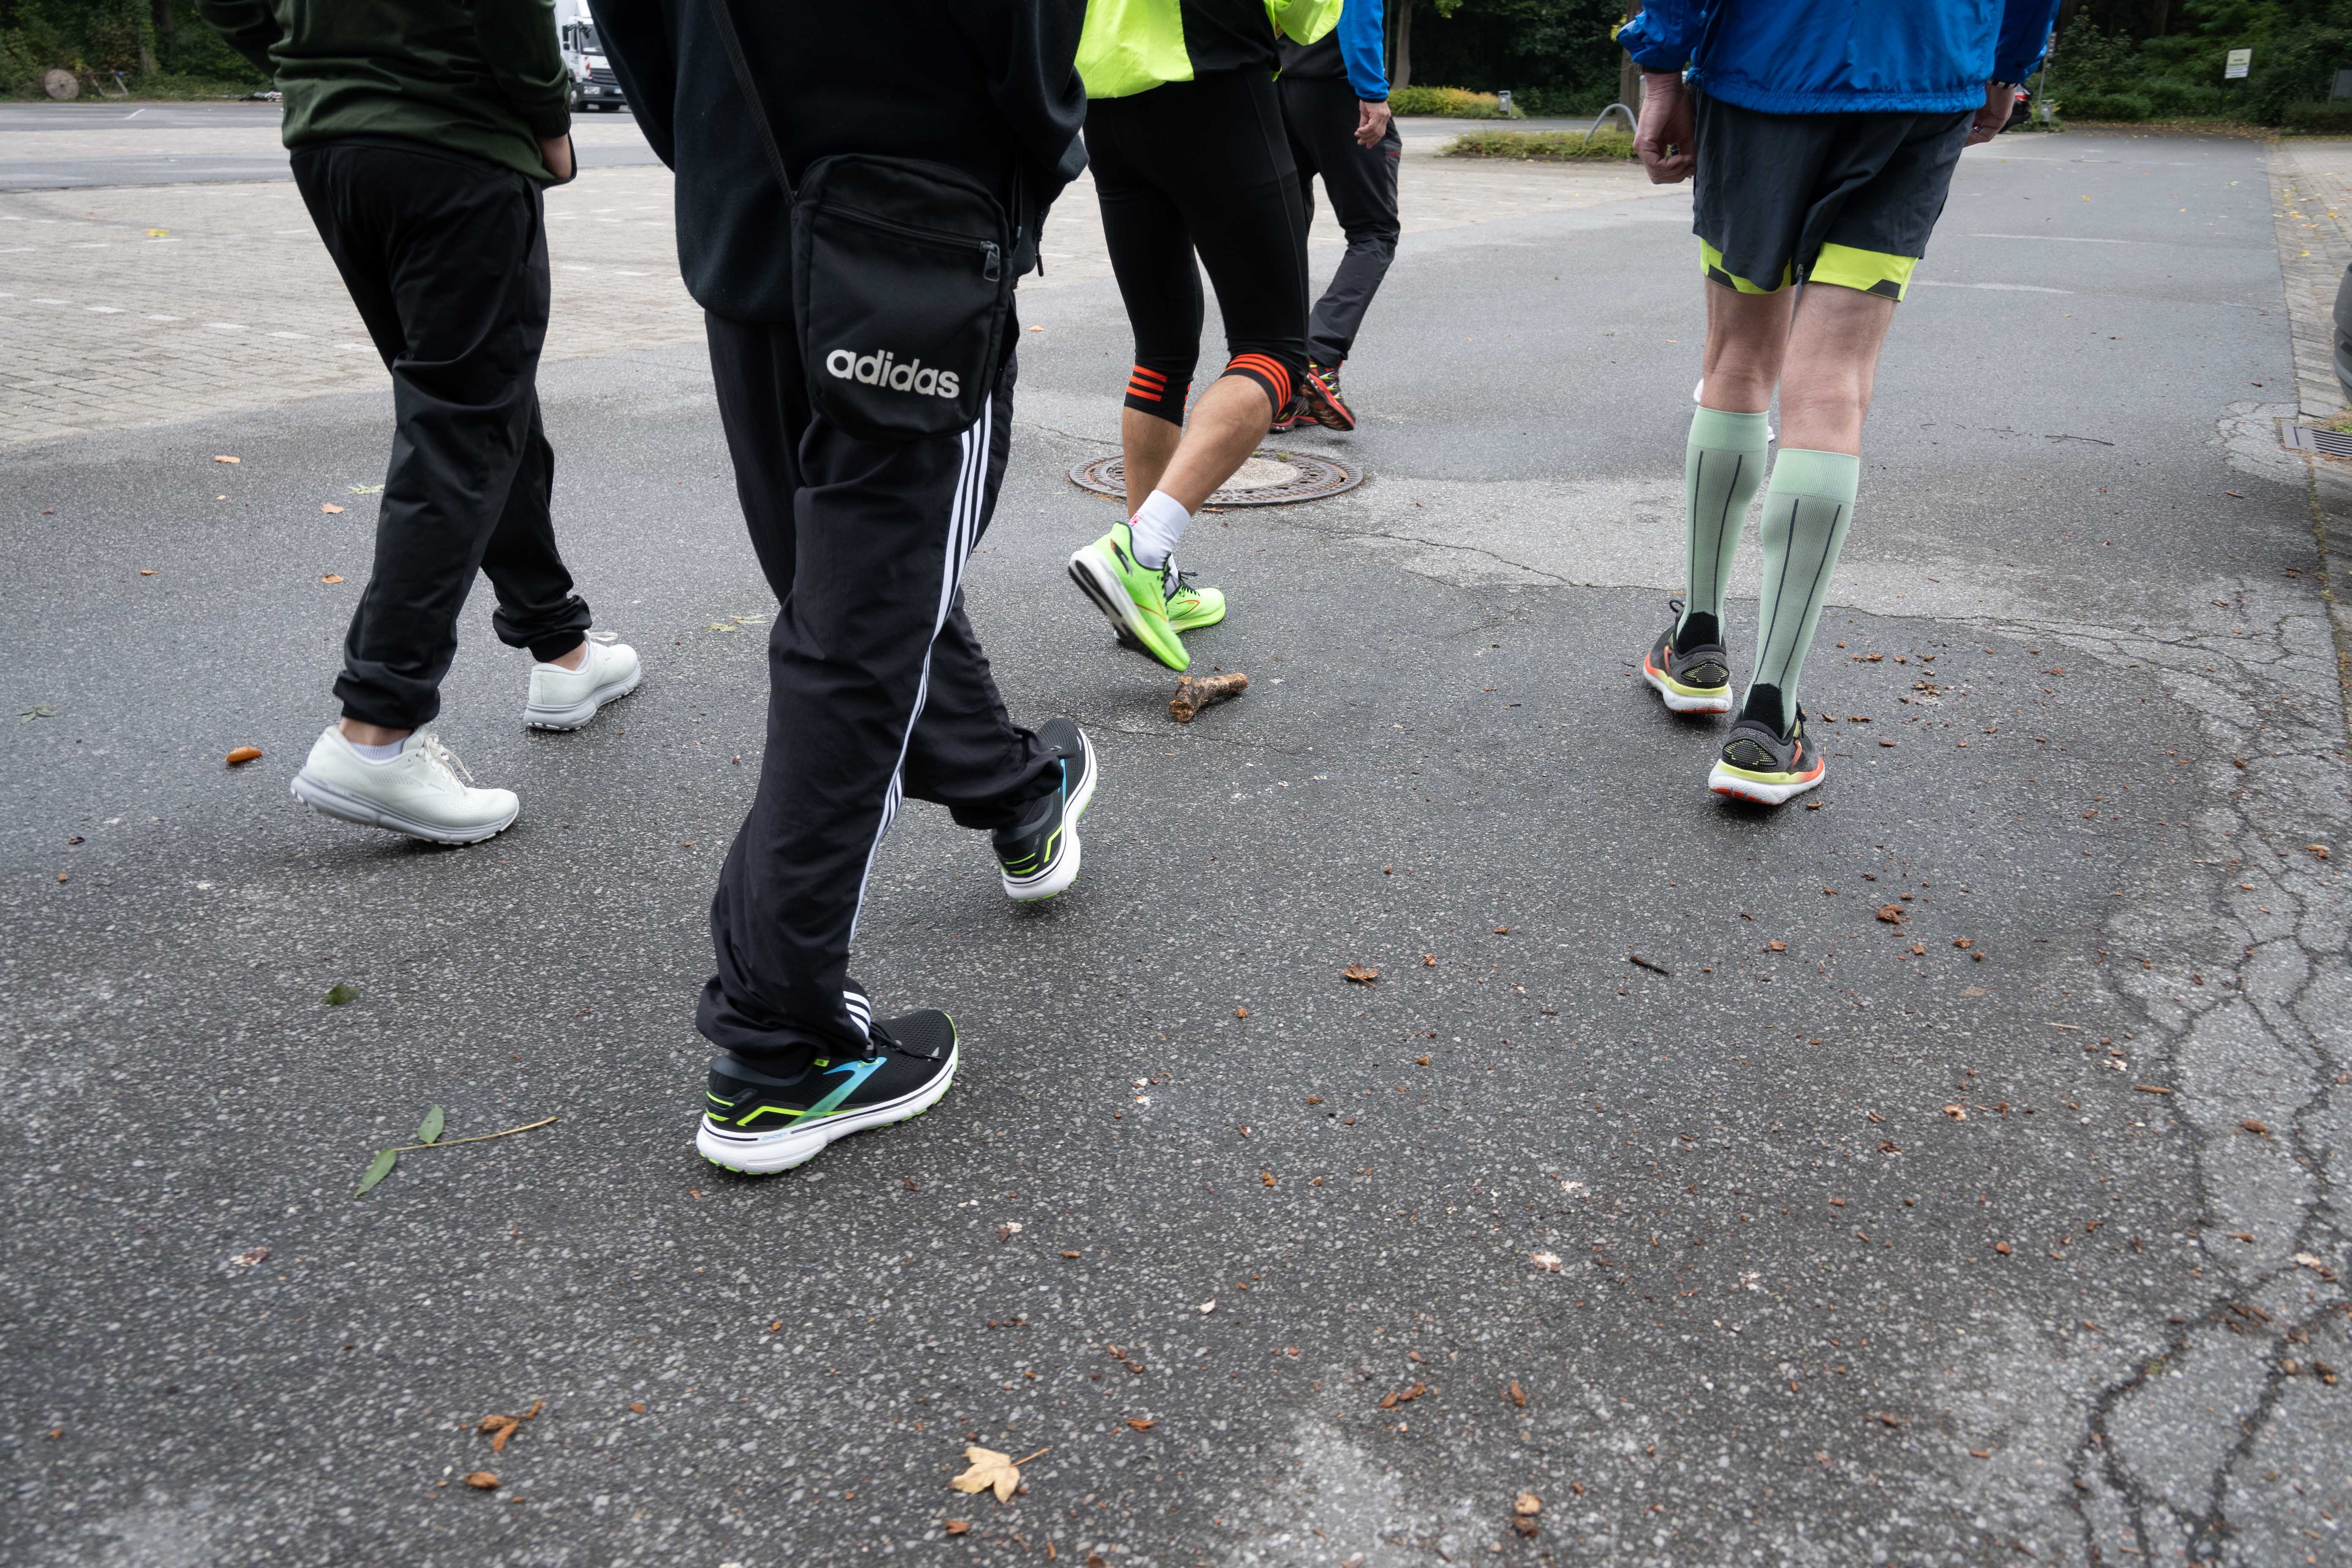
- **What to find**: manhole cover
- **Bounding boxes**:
[1067,448,1361,507]
[2283,420,2352,458]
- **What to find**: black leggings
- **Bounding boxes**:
[1083,69,1309,424]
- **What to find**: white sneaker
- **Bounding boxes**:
[523,638,642,730]
[290,727,519,845]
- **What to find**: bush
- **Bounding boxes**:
[2143,78,2230,116]
[1443,127,1636,159]
[2061,90,2154,121]
[1389,84,1505,117]
[2284,99,2352,133]
[1503,85,1615,119]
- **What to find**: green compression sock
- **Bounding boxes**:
[1678,407,1771,647]
[1747,447,1862,722]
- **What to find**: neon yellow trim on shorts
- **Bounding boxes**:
[1699,240,1792,296]
[1808,243,1919,302]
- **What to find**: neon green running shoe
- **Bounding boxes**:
[1067,521,1190,672]
[1165,569,1225,634]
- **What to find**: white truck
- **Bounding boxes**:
[559,13,627,113]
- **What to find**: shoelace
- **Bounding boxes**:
[1163,562,1200,601]
[416,732,476,784]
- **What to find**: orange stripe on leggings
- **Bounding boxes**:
[1225,354,1290,406]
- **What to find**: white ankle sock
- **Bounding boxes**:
[1126,489,1191,571]
[348,738,404,764]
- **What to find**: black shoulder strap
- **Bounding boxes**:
[707,0,795,205]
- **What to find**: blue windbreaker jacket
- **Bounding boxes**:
[1617,0,2061,116]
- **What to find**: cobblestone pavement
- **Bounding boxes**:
[0,119,1681,447]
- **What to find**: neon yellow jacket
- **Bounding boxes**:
[1079,0,1342,100]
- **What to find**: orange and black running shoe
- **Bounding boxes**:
[1301,361,1355,431]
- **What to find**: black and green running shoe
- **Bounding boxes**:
[696,997,958,1175]
[1642,600,1733,716]
[994,718,1097,902]
[1708,687,1826,806]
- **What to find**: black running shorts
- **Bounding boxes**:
[1691,90,1971,302]
[1083,68,1309,422]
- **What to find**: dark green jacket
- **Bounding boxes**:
[197,0,571,184]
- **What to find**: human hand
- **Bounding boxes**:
[1356,98,1393,149]
[540,133,576,183]
[1965,82,2013,147]
[1634,71,1694,185]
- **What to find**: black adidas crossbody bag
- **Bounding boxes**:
[708,0,1014,441]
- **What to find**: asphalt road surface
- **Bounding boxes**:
[4,130,2349,1567]
[0,101,661,189]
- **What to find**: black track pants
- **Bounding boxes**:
[1281,74,1402,369]
[697,316,1055,1070]
[1083,69,1309,422]
[292,138,591,732]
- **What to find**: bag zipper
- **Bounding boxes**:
[822,204,1001,281]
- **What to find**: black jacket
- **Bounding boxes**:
[597,0,1086,322]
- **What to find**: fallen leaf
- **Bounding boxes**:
[321,574,344,584]
[225,746,262,765]
[950,1444,1045,1505]
[462,1471,498,1489]
[2133,1084,2173,1095]
[1530,1251,1563,1272]
[1235,1007,1250,1018]
[212,455,240,464]
[1943,1104,1967,1120]
[354,1148,396,1197]
[1416,1054,1431,1066]
[324,982,358,1006]
[1876,1413,1902,1428]
[1342,964,1378,983]
[321,503,345,514]
[2242,1119,2269,1136]
[944,1519,970,1535]
[1505,1379,1527,1408]
[1422,954,1436,966]
[1514,1491,1542,1516]
[1953,938,1973,950]
[629,1402,645,1413]
[19,705,60,721]
[1971,1448,1993,1459]
[139,568,156,575]
[1260,1171,1276,1187]
[1493,926,1511,935]
[1765,940,1787,953]
[1513,1515,1540,1538]
[1126,1417,1155,1431]
[233,1246,270,1266]
[2309,844,2333,860]
[1993,1241,2012,1255]
[348,484,384,494]
[417,1104,445,1144]
[479,1413,519,1452]
[1876,905,1905,923]
[1062,1250,1080,1258]
[1910,942,1927,956]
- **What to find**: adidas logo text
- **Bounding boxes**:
[824,348,960,400]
